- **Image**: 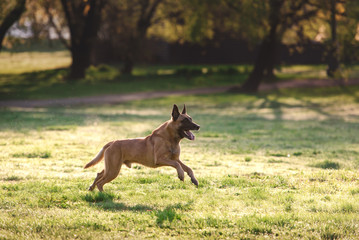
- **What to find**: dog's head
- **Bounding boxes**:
[171,104,200,141]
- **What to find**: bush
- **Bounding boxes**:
[175,67,203,76]
[217,66,239,75]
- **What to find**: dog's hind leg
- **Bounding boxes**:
[96,166,122,192]
[96,155,123,192]
[178,160,198,186]
[88,170,104,191]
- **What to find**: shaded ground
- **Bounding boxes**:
[1,78,359,108]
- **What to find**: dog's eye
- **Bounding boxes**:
[183,118,191,124]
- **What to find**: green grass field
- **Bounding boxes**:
[1,87,359,239]
[1,51,359,239]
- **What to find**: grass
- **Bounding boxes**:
[2,50,359,100]
[1,50,359,238]
[0,50,248,100]
[311,160,341,170]
[1,84,359,239]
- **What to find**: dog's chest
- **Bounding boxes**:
[169,146,180,159]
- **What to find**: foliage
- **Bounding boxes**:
[100,0,164,74]
[2,0,359,81]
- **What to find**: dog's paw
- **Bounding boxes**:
[191,178,199,187]
[178,173,185,181]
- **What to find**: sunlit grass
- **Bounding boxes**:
[0,51,71,74]
[1,87,359,239]
[275,64,328,80]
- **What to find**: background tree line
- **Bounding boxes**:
[1,0,359,92]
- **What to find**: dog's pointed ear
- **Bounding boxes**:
[182,104,186,114]
[172,104,180,121]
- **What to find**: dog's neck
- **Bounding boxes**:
[153,120,182,144]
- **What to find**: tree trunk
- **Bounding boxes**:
[235,0,283,93]
[69,45,91,79]
[327,0,339,77]
[121,54,134,75]
[264,55,276,81]
[239,37,276,92]
[0,0,26,51]
[121,36,136,74]
[120,0,162,75]
[60,0,105,80]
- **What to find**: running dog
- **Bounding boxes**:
[84,104,200,191]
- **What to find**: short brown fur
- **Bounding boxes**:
[85,104,200,191]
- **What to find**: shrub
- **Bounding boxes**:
[175,67,203,76]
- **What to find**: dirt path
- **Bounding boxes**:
[0,86,229,108]
[1,78,359,108]
[259,78,359,91]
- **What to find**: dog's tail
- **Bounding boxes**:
[84,141,114,169]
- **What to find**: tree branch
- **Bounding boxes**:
[44,1,71,49]
[223,0,241,13]
[137,0,163,35]
[0,0,26,51]
[145,0,163,23]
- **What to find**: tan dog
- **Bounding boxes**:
[84,104,200,191]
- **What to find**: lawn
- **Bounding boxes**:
[1,85,359,239]
[0,50,248,100]
[1,50,359,239]
[2,50,359,101]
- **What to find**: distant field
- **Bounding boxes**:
[1,50,359,100]
[0,50,248,100]
[0,51,71,74]
[1,87,359,239]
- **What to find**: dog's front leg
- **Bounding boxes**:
[178,160,198,187]
[156,158,185,182]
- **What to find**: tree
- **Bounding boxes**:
[304,0,359,77]
[100,0,163,75]
[228,0,319,93]
[318,0,358,78]
[0,0,26,51]
[42,0,69,48]
[239,0,284,92]
[341,0,359,63]
[60,0,106,79]
[326,0,340,77]
[121,0,163,74]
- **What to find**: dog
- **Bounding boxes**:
[84,104,200,191]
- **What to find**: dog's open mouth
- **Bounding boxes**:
[184,130,195,141]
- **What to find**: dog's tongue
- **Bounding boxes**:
[186,130,195,140]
